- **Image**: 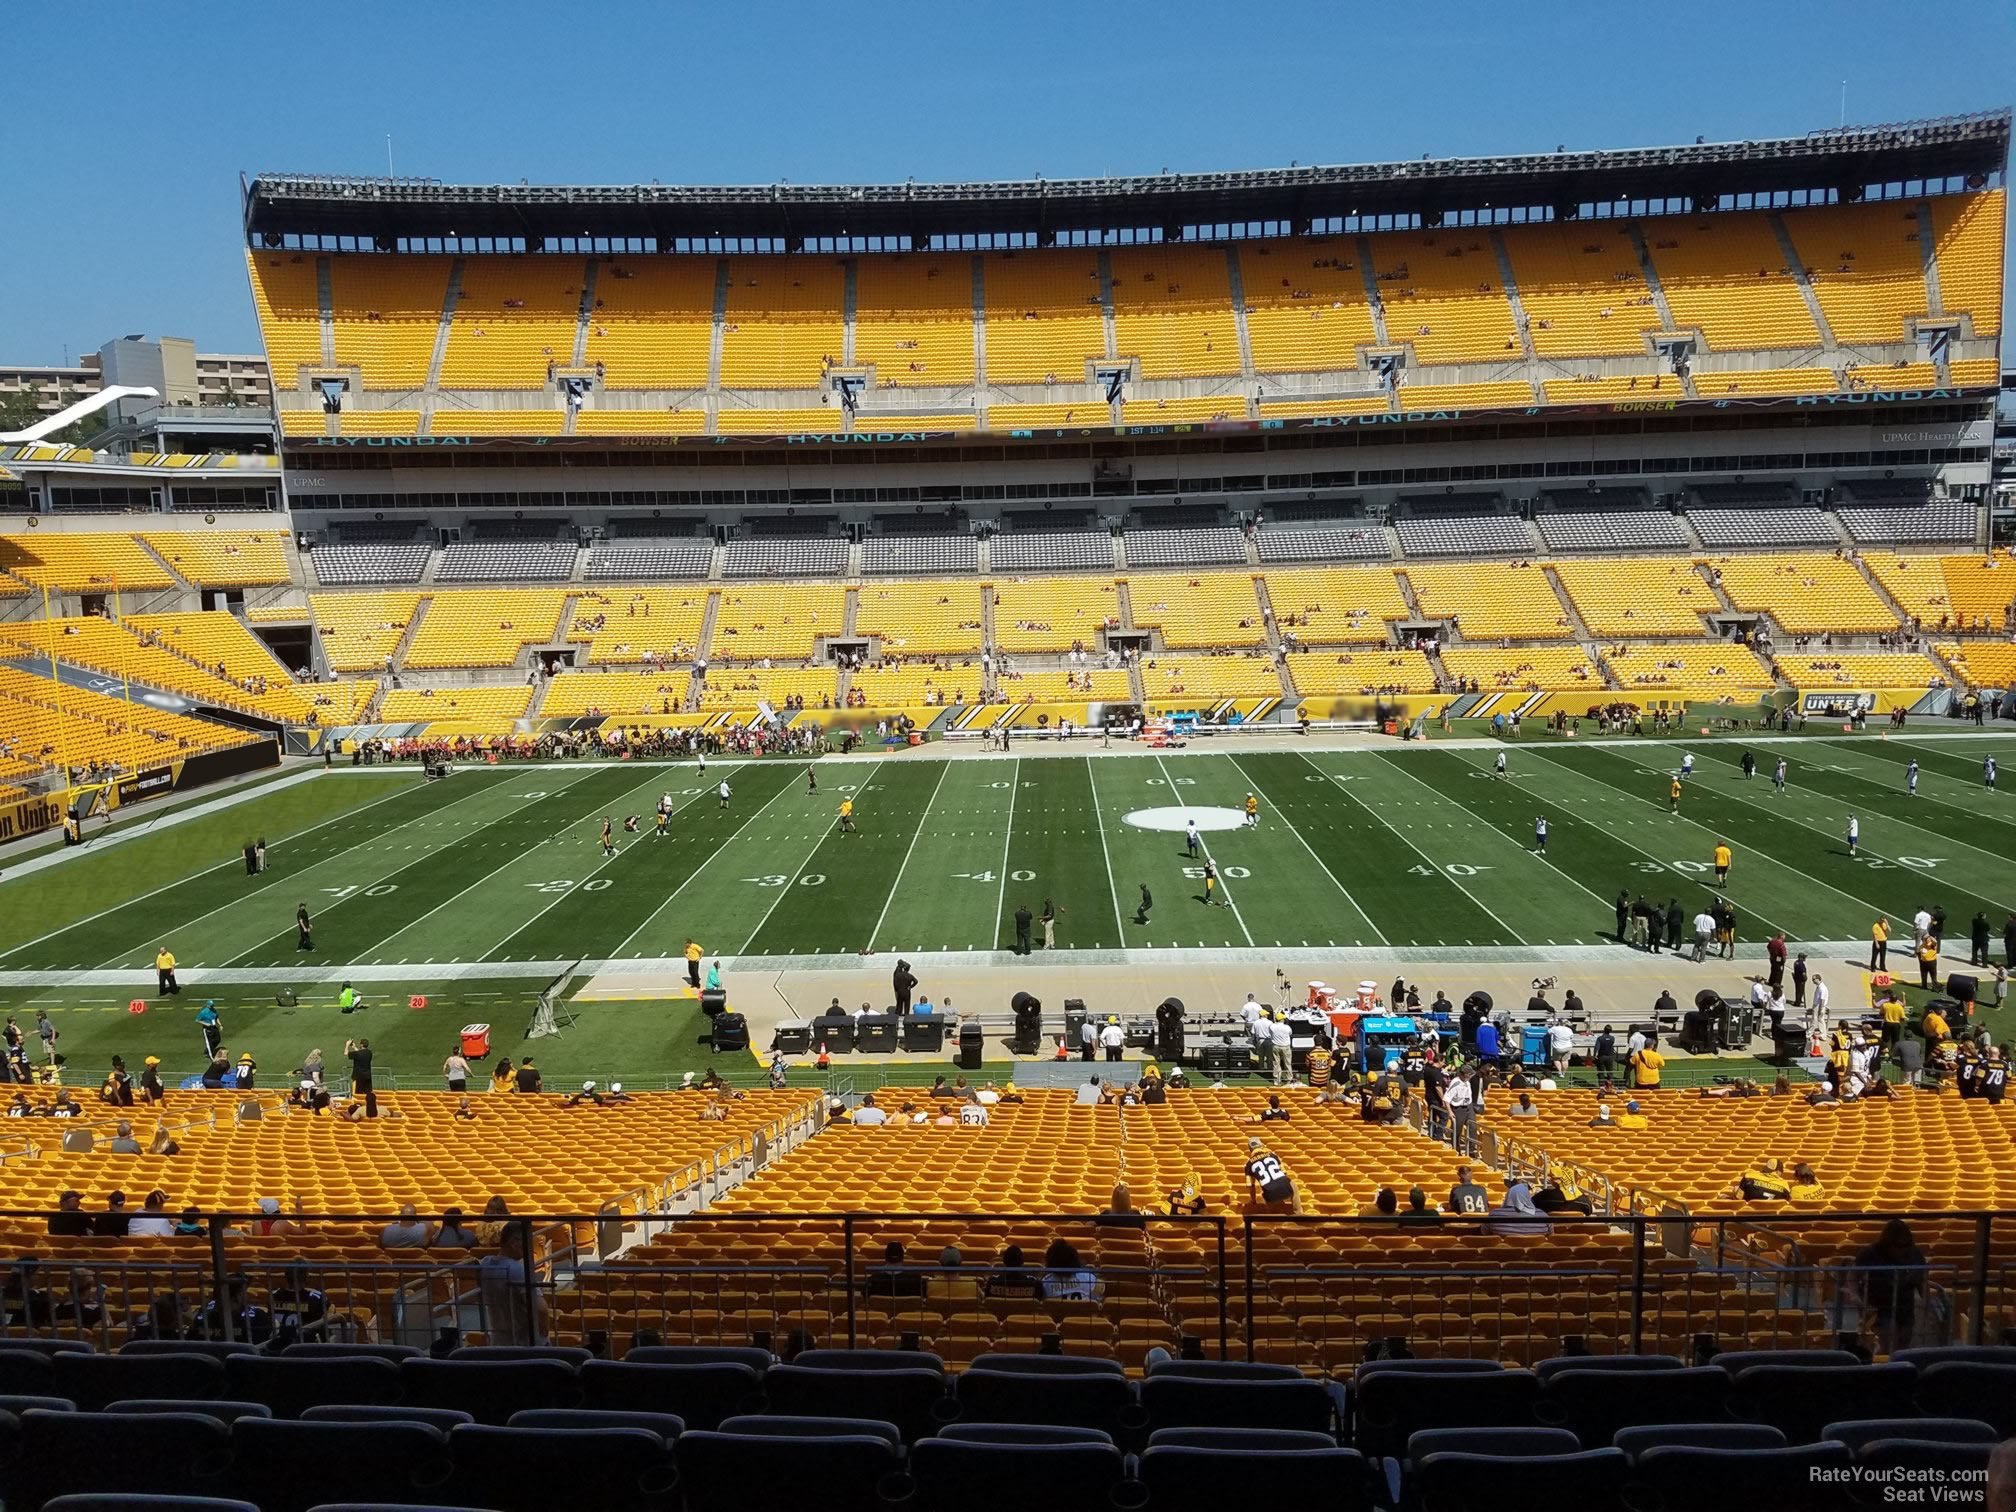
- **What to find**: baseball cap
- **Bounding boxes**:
[611,1082,623,1094]
[1625,1100,1641,1113]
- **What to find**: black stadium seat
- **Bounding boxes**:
[399,1357,579,1424]
[1537,1365,1732,1448]
[1353,1366,1539,1458]
[121,1340,261,1360]
[953,1365,1138,1437]
[451,1344,595,1366]
[1855,1436,1994,1486]
[45,1499,257,1512]
[624,1344,773,1370]
[715,1413,898,1444]
[12,1409,232,1507]
[578,1360,761,1429]
[1625,1442,1854,1511]
[0,1349,60,1398]
[53,1352,226,1412]
[1147,1426,1338,1450]
[227,1354,404,1416]
[230,1418,457,1512]
[1533,1353,1686,1381]
[1612,1422,1786,1457]
[1823,1417,1998,1450]
[302,1403,475,1431]
[1708,1348,1860,1373]
[762,1361,950,1443]
[1138,1441,1374,1510]
[1413,1447,1630,1512]
[1144,1357,1304,1382]
[1730,1363,1916,1442]
[1891,1345,2016,1368]
[508,1407,686,1441]
[1917,1362,2016,1434]
[904,1434,1129,1512]
[447,1423,678,1511]
[283,1342,422,1363]
[104,1397,272,1424]
[1407,1425,1583,1461]
[676,1427,900,1512]
[935,1422,1115,1444]
[970,1352,1125,1376]
[0,1393,75,1416]
[1142,1371,1337,1435]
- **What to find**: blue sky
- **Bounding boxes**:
[0,1,2009,364]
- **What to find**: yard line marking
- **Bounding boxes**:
[1362,750,1617,915]
[86,771,531,970]
[867,760,952,951]
[1082,757,1131,944]
[2,772,494,962]
[1155,753,1254,946]
[991,757,1020,951]
[477,769,723,961]
[1294,751,1518,941]
[737,769,855,954]
[1796,741,2016,865]
[1226,754,1386,945]
[201,766,619,971]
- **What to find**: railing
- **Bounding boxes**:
[2,1207,2009,1362]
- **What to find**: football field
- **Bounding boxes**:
[5,732,2013,979]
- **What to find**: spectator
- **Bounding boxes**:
[59,1268,105,1330]
[1074,1075,1103,1106]
[270,1261,328,1344]
[431,1207,478,1248]
[1630,1035,1665,1089]
[107,1120,142,1155]
[193,1273,272,1344]
[1097,1182,1147,1228]
[46,1190,88,1237]
[478,1224,546,1346]
[491,1057,515,1094]
[1256,1093,1292,1123]
[251,1197,295,1236]
[1855,1219,1928,1352]
[1484,1181,1552,1236]
[513,1057,542,1094]
[380,1204,431,1249]
[850,1093,889,1126]
[128,1190,175,1238]
[172,1208,207,1237]
[863,1241,923,1298]
[93,1191,132,1237]
[1508,1091,1539,1118]
[1399,1187,1442,1224]
[474,1196,514,1247]
[1446,1165,1490,1217]
[925,1246,980,1303]
[1367,1186,1399,1218]
[986,1244,1042,1300]
[1042,1239,1100,1301]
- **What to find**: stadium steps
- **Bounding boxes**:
[523,671,554,723]
[1912,205,1955,385]
[1249,578,1299,702]
[1769,213,1840,352]
[570,545,589,583]
[841,585,860,638]
[840,258,858,366]
[421,258,465,411]
[1353,234,1391,344]
[572,261,597,368]
[979,583,998,691]
[1540,565,1596,644]
[1393,570,1427,621]
[1095,250,1119,362]
[387,596,431,674]
[969,253,989,402]
[705,258,729,431]
[133,537,194,593]
[314,255,337,367]
[688,591,722,702]
[1624,225,1699,400]
[1223,244,1257,394]
[418,549,443,587]
[1490,229,1541,364]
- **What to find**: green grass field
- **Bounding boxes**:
[1,731,2010,1087]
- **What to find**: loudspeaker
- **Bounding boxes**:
[957,1022,984,1071]
[1011,992,1043,1055]
[813,1016,855,1054]
[699,987,728,1018]
[773,1019,812,1056]
[710,1012,749,1052]
[857,1015,899,1053]
[1947,973,1979,1003]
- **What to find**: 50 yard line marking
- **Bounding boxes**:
[1083,758,1130,943]
[1228,753,1386,945]
[866,759,952,951]
[992,757,1020,949]
[1154,752,1254,946]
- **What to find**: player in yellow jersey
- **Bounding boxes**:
[1668,778,1682,815]
[838,797,855,835]
[1244,793,1260,829]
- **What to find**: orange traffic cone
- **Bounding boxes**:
[815,1042,831,1072]
[1054,1036,1069,1061]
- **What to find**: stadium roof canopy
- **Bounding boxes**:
[246,111,2009,247]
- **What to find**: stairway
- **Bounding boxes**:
[387,599,431,675]
[420,259,464,431]
[1849,554,1917,631]
[1694,561,1738,616]
[1769,213,1838,353]
[1542,565,1595,640]
[1394,569,1426,621]
[1251,576,1299,701]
